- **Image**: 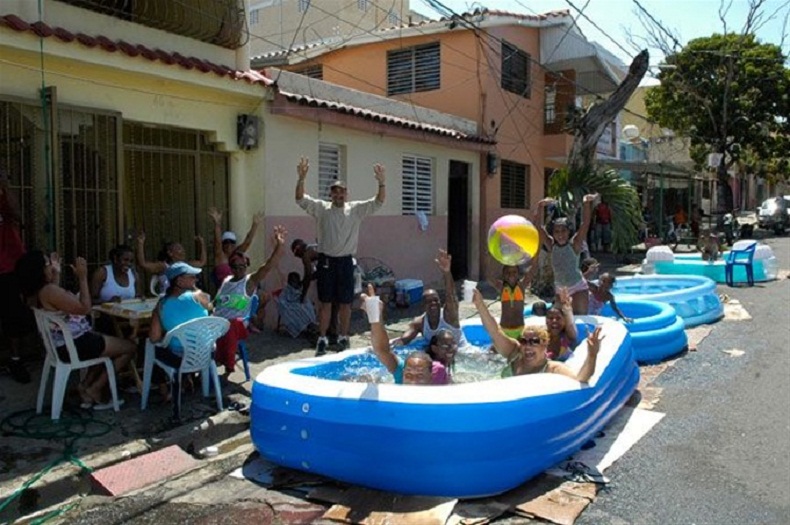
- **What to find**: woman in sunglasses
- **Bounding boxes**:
[471,288,603,383]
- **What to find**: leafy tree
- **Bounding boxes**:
[645,33,789,212]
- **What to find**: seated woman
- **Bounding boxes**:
[16,250,136,409]
[471,288,602,382]
[276,271,318,339]
[136,232,206,295]
[362,285,433,385]
[587,273,632,322]
[148,262,211,402]
[90,244,141,304]
[545,287,577,361]
[213,225,285,379]
[425,328,457,385]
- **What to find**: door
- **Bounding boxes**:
[447,160,470,279]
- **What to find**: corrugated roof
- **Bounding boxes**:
[0,13,273,87]
[278,90,494,144]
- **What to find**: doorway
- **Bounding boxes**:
[448,160,470,279]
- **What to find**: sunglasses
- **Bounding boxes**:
[517,336,543,346]
[230,263,247,269]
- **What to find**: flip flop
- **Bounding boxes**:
[93,399,126,411]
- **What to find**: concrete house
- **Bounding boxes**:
[253,8,626,279]
[1,0,490,294]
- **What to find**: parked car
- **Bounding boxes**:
[757,196,790,233]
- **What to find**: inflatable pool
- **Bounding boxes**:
[250,317,639,498]
[600,299,687,364]
[642,242,778,283]
[613,275,723,328]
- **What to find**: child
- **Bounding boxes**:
[699,232,720,262]
[545,287,577,361]
[533,194,598,314]
[580,257,600,281]
[531,300,547,316]
[495,264,534,339]
[588,272,632,322]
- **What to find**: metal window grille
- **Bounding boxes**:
[250,9,259,25]
[401,155,433,215]
[318,143,344,199]
[53,0,247,49]
[501,41,531,98]
[357,0,368,11]
[387,42,440,96]
[500,160,529,209]
[298,0,311,13]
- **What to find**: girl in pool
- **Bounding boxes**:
[425,328,458,384]
[495,264,534,339]
[545,287,577,361]
[533,193,598,314]
[587,272,632,322]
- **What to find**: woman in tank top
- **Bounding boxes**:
[90,244,141,304]
[532,193,598,314]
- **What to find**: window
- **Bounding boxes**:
[387,42,440,96]
[388,10,400,25]
[294,64,323,80]
[544,85,556,125]
[249,9,259,25]
[357,0,368,11]
[298,0,310,13]
[402,155,433,215]
[500,160,530,209]
[501,41,531,98]
[318,143,344,199]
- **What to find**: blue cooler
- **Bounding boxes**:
[395,279,424,306]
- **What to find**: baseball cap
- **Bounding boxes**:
[221,231,237,243]
[165,262,202,281]
[329,179,347,190]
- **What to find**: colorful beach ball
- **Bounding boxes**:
[487,215,540,265]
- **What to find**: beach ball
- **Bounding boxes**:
[487,215,539,265]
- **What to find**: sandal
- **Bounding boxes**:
[93,399,125,411]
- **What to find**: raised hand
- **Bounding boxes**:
[49,252,62,275]
[297,157,309,180]
[583,193,599,204]
[252,211,265,227]
[195,235,205,246]
[557,286,572,308]
[136,231,146,244]
[208,207,222,224]
[436,249,452,274]
[472,287,484,308]
[72,257,88,280]
[373,163,386,184]
[272,225,287,245]
[586,325,605,357]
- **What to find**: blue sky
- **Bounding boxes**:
[412,0,789,77]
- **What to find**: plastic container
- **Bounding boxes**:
[395,279,423,306]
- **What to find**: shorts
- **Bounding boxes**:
[0,272,35,338]
[316,254,354,304]
[595,223,612,245]
[56,331,105,363]
[559,279,589,297]
[501,326,525,339]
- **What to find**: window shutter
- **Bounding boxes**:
[387,43,440,96]
[318,143,342,199]
[500,160,530,209]
[402,155,433,215]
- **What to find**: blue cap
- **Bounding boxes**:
[165,262,201,281]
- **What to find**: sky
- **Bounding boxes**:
[411,0,789,81]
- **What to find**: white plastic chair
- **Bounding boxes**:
[149,275,166,297]
[140,317,230,418]
[33,308,121,420]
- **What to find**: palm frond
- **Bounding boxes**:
[546,167,641,254]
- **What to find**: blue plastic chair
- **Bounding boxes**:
[725,241,757,287]
[236,294,259,382]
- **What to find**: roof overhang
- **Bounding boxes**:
[541,23,626,94]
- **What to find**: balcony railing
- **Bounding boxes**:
[55,0,248,50]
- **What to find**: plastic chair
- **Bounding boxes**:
[33,309,121,420]
[725,241,757,287]
[235,294,259,382]
[149,275,166,297]
[141,317,230,418]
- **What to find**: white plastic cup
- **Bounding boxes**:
[462,280,477,302]
[364,296,382,323]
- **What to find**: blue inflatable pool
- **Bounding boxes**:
[642,242,778,284]
[250,318,638,498]
[601,299,687,364]
[613,275,723,328]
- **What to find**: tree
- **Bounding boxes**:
[645,33,789,212]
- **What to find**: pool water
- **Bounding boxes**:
[292,346,508,384]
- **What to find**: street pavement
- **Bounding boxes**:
[2,222,789,524]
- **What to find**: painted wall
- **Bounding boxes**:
[260,111,480,289]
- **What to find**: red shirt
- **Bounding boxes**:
[595,203,612,225]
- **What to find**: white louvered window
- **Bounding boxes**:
[387,42,440,96]
[298,0,310,13]
[500,160,530,209]
[249,9,259,25]
[357,0,368,11]
[401,155,433,215]
[318,143,344,199]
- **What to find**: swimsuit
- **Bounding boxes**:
[588,291,606,315]
[500,284,524,305]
